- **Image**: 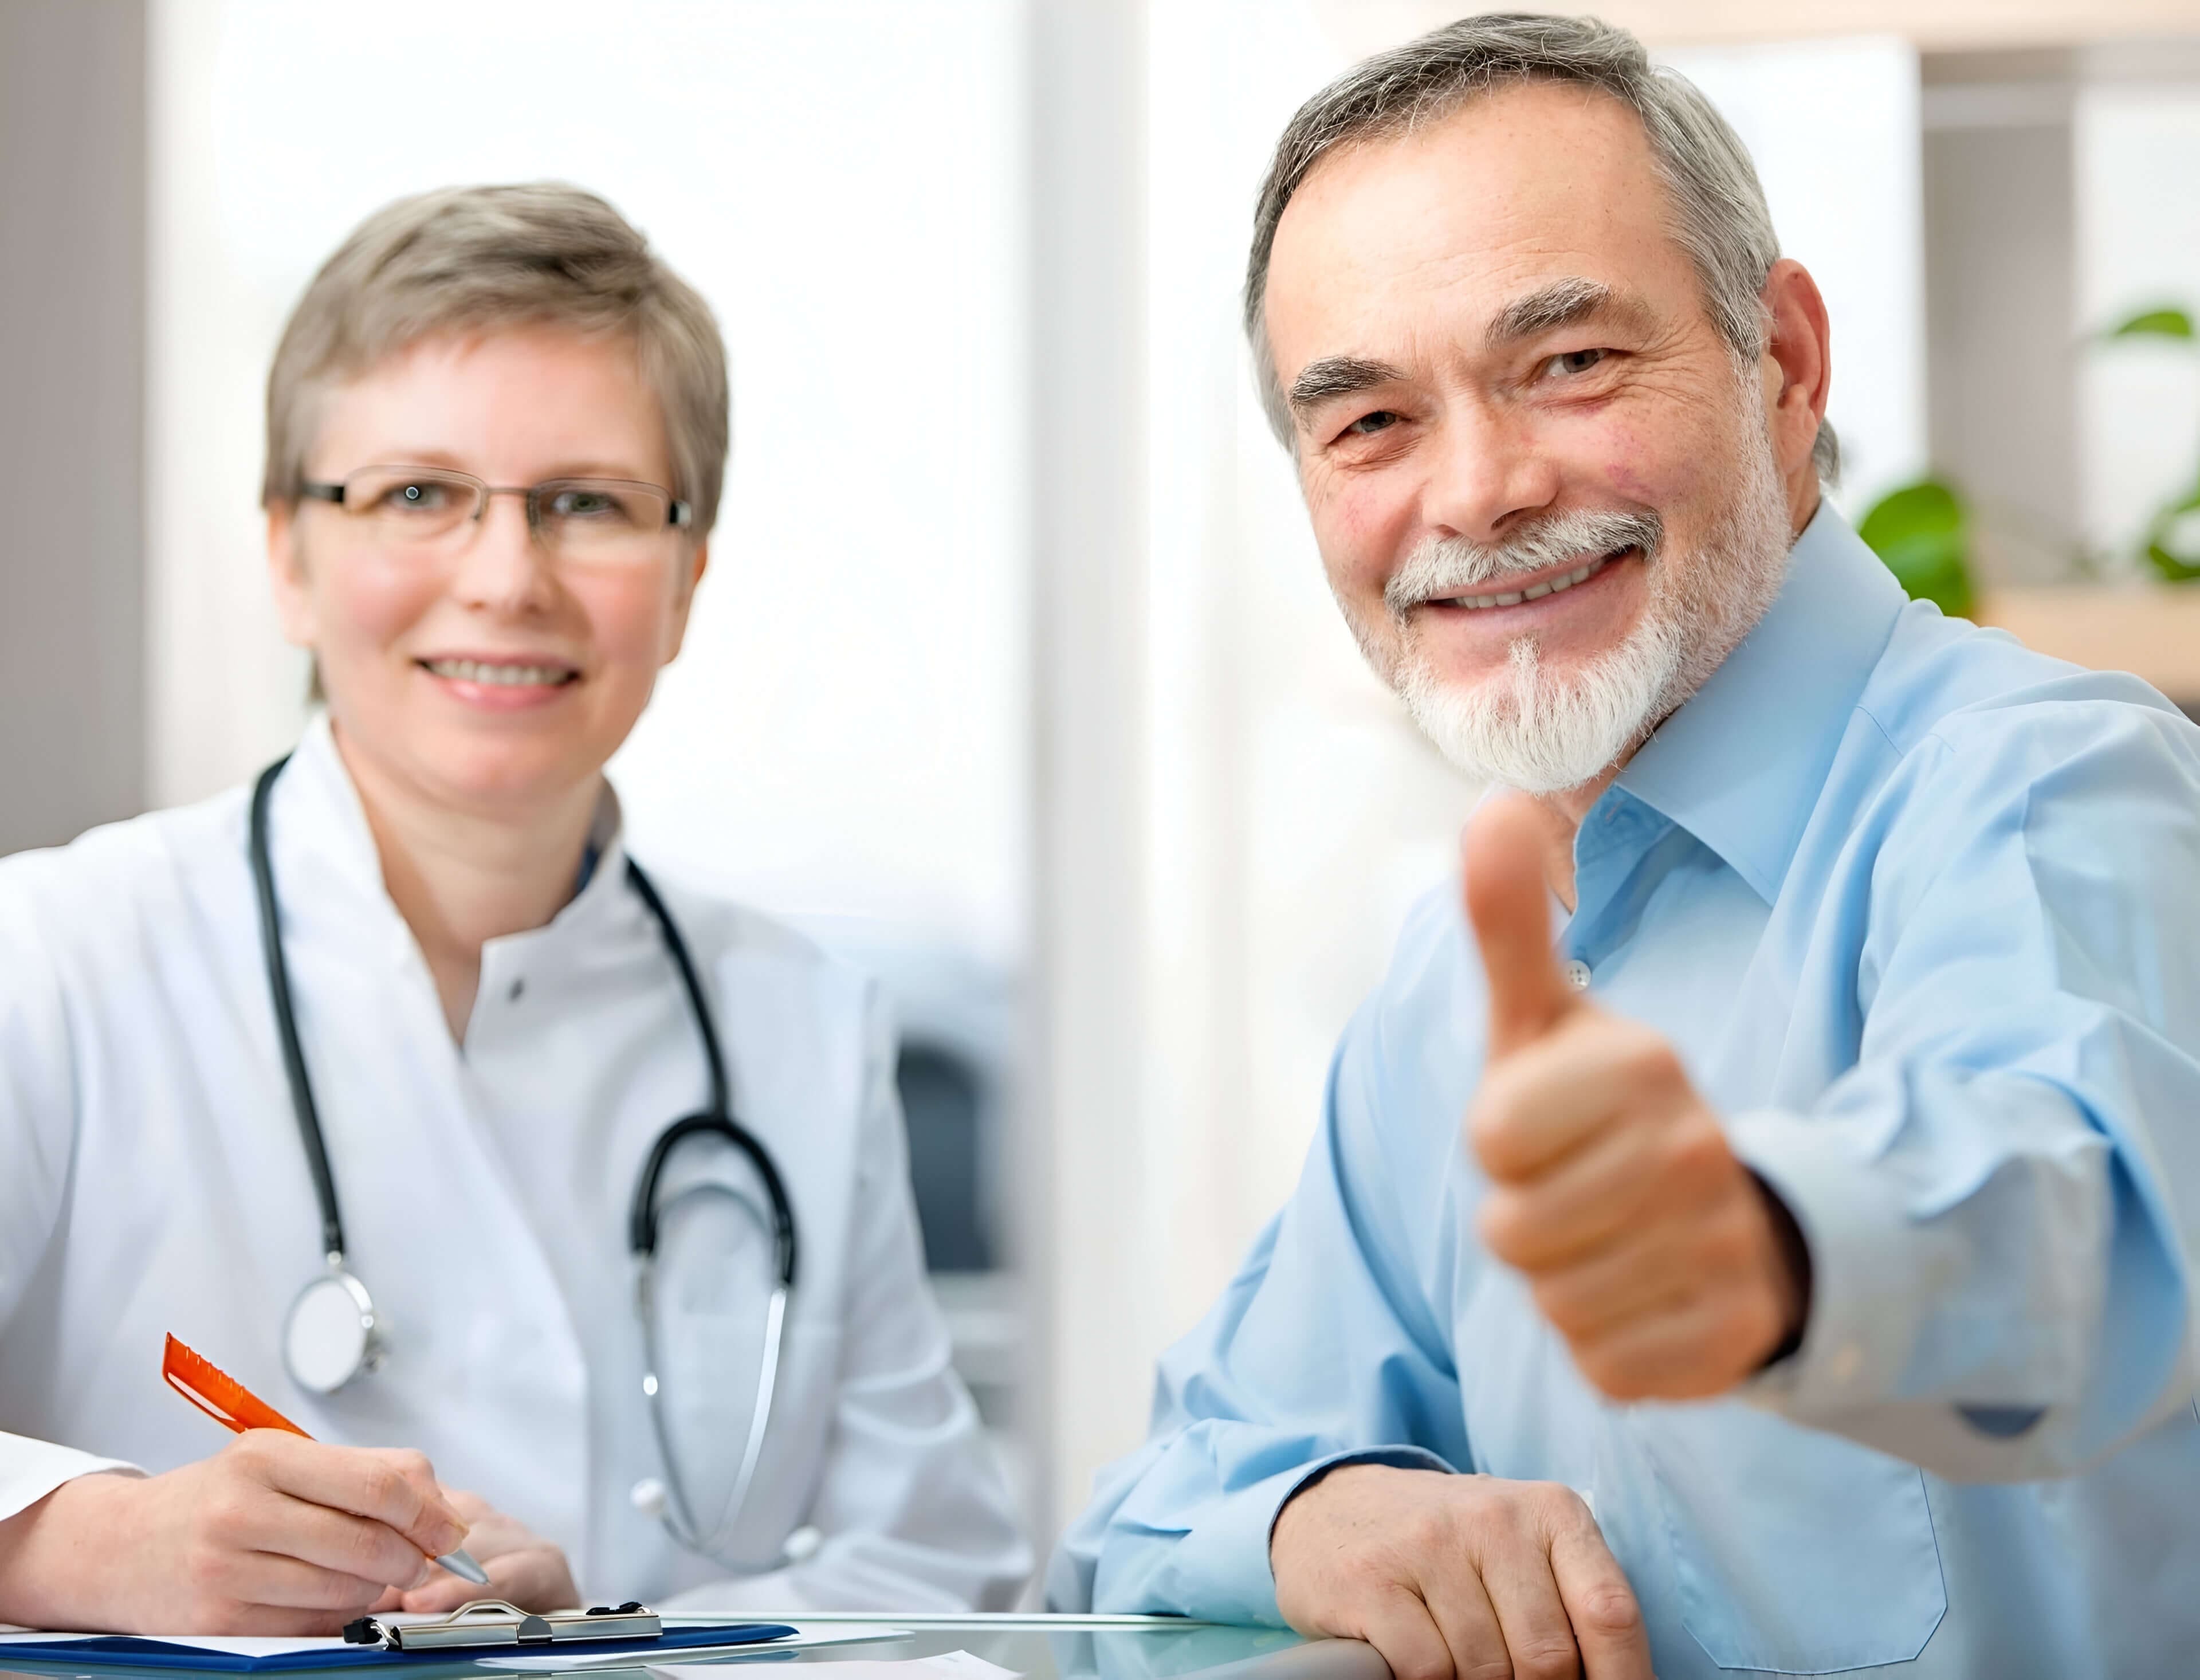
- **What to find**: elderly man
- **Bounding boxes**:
[1051,14,2200,1679]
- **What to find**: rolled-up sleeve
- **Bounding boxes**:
[1735,704,2200,1480]
[1049,986,1470,1619]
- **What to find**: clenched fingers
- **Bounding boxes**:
[1470,1013,1691,1183]
[235,1435,467,1562]
[1477,1117,1679,1273]
[257,1494,440,1591]
[1569,1288,1784,1402]
[397,1488,578,1615]
[192,1548,394,1615]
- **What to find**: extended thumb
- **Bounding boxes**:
[1462,795,1572,1054]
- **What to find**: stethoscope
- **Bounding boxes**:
[248,754,798,1563]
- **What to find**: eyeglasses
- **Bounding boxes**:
[298,466,692,564]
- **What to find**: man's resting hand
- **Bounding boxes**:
[1270,1463,1649,1680]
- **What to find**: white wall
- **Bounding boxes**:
[2076,84,2200,571]
[1025,0,1483,1531]
[1657,37,1930,511]
[147,0,1032,962]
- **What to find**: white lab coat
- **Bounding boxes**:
[0,715,1029,1612]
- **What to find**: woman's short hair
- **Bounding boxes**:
[263,182,731,533]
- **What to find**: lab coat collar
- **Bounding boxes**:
[1608,501,1908,906]
[273,712,635,974]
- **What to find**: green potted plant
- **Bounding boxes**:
[1858,476,1974,618]
[2102,306,2199,583]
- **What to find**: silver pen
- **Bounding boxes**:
[437,1547,492,1586]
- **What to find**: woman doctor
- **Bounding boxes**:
[0,183,1028,1632]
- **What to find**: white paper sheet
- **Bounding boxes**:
[476,1624,912,1671]
[653,1654,1019,1680]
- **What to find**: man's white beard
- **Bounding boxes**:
[1364,398,1793,794]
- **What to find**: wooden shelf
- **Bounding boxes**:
[1978,585,2200,702]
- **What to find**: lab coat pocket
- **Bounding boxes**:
[1637,1404,1946,1673]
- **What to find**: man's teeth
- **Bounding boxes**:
[1445,550,1615,611]
[423,659,573,686]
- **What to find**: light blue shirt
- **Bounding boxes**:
[1051,508,2200,1677]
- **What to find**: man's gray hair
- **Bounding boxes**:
[1245,12,1838,482]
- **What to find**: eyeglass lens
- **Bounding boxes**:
[335,468,677,561]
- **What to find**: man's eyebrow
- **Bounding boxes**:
[1286,355,1409,423]
[1483,277,1643,350]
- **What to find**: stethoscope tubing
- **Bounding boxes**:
[249,752,798,1561]
[250,759,348,1264]
[641,1282,787,1559]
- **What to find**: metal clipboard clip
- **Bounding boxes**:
[343,1599,662,1651]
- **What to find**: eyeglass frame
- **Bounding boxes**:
[296,465,693,544]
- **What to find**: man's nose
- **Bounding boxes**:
[450,490,559,612]
[1419,398,1561,543]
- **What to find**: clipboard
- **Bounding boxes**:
[0,1605,795,1671]
[343,1602,666,1651]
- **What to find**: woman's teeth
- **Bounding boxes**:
[1448,549,1617,611]
[422,659,573,686]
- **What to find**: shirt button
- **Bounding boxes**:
[508,978,525,1003]
[1562,959,1592,992]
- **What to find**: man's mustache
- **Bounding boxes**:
[1385,508,1664,616]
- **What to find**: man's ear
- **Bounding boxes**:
[1758,258,1832,491]
[265,502,319,650]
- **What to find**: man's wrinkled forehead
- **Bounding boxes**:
[1262,82,1696,387]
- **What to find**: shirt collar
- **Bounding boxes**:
[270,711,400,938]
[271,711,632,954]
[1607,501,1908,905]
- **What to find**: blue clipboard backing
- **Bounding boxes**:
[0,1621,797,1672]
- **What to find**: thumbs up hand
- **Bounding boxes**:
[1462,796,1809,1401]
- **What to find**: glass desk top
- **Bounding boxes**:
[0,1618,1393,1680]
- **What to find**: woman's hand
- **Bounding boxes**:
[0,1432,469,1634]
[391,1489,578,1614]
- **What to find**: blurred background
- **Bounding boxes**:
[5,0,2199,1600]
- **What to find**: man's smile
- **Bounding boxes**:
[1406,544,1646,641]
[1426,545,1636,612]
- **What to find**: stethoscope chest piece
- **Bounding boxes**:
[283,1261,386,1395]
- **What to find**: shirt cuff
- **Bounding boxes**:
[0,1431,142,1525]
[1726,1109,1926,1415]
[1139,1446,1455,1626]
